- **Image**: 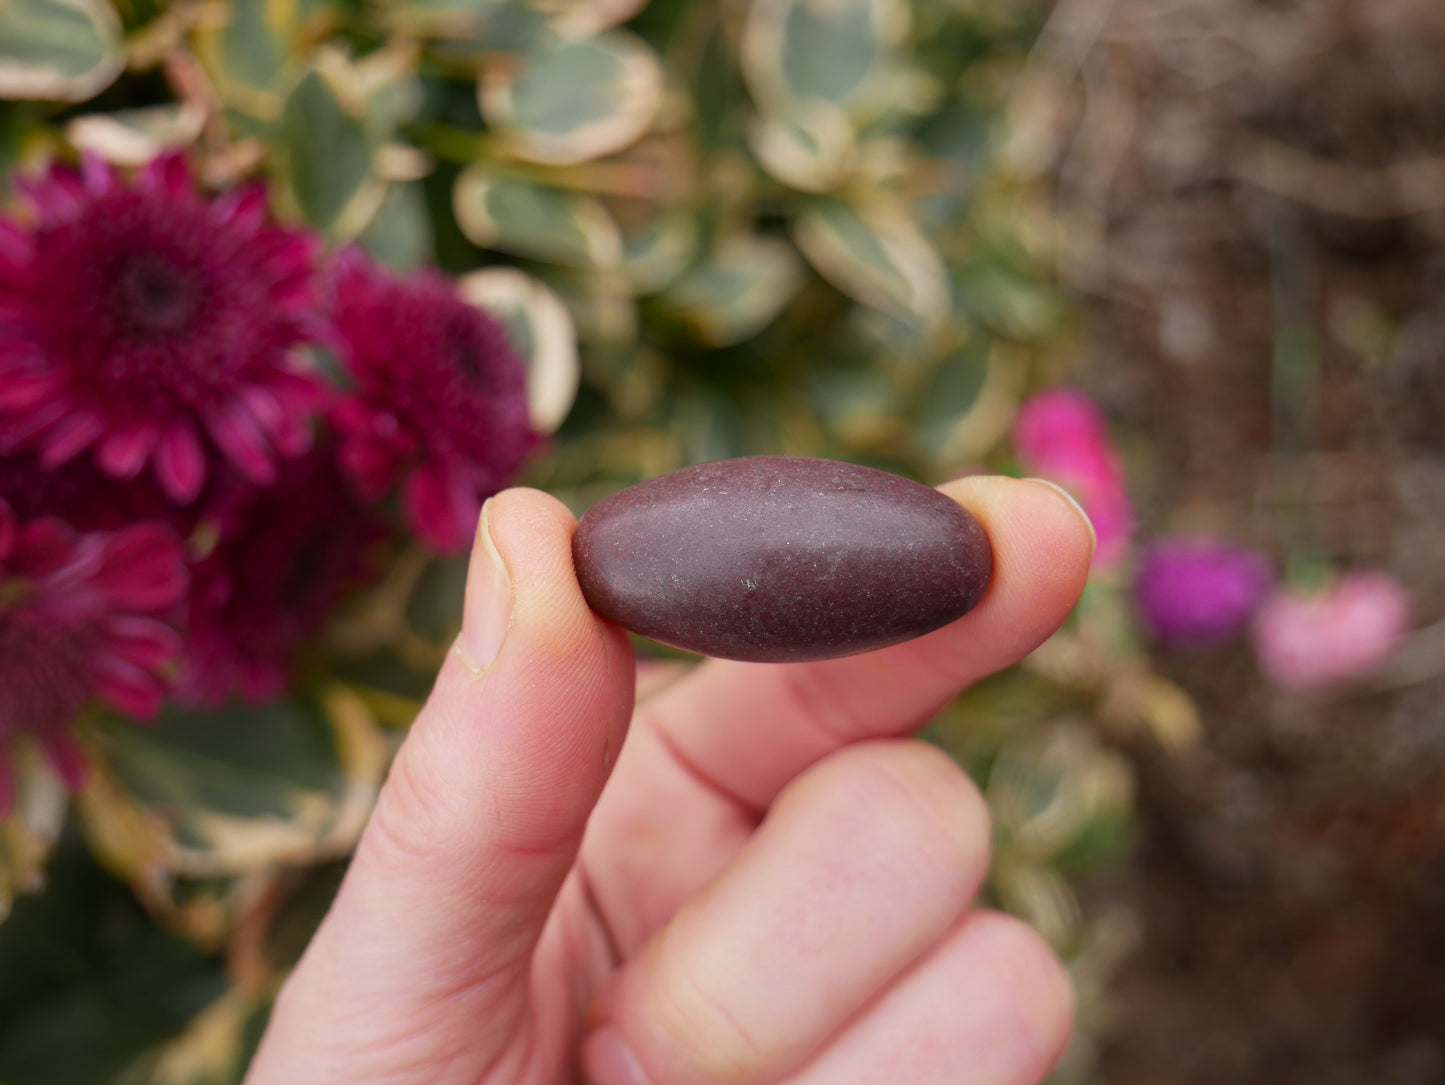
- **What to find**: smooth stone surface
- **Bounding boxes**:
[572,456,993,662]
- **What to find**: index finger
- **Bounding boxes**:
[637,476,1094,811]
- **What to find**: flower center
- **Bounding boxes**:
[115,252,204,337]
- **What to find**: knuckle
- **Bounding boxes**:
[642,960,771,1085]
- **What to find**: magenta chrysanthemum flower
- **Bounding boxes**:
[0,500,187,812]
[0,153,324,505]
[328,251,538,553]
[0,449,182,535]
[181,449,384,706]
[1133,536,1274,645]
[1254,571,1412,691]
[1014,388,1134,568]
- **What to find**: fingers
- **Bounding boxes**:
[582,740,994,1085]
[581,477,1092,952]
[247,489,635,1085]
[781,912,1075,1085]
[639,476,1094,811]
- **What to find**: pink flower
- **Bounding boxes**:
[0,500,187,812]
[0,449,184,535]
[1254,571,1412,690]
[0,153,324,506]
[180,449,384,707]
[1014,389,1134,567]
[328,251,538,554]
[1134,536,1274,645]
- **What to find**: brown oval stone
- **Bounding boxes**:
[572,456,993,662]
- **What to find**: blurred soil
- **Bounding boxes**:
[1020,1,1445,1081]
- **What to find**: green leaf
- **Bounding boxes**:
[746,101,855,192]
[658,235,806,346]
[453,167,622,268]
[793,199,949,322]
[413,0,552,59]
[458,267,580,432]
[191,0,295,121]
[954,259,1062,341]
[401,554,470,646]
[0,0,122,102]
[741,0,905,121]
[358,182,434,271]
[0,836,229,1085]
[622,212,701,295]
[481,29,663,166]
[909,334,993,465]
[281,68,379,233]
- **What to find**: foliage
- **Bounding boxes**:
[0,1,1176,1081]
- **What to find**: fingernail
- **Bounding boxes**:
[459,499,511,670]
[1023,477,1097,558]
[581,1028,654,1085]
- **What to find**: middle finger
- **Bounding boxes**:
[583,739,991,1085]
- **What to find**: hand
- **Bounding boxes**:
[246,476,1094,1085]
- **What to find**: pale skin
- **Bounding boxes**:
[246,476,1094,1085]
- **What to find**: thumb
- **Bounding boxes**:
[247,488,635,1085]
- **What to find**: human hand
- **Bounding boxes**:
[246,475,1094,1085]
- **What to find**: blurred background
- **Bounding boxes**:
[0,0,1442,1081]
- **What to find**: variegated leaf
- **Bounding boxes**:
[454,167,623,268]
[793,199,949,323]
[191,0,295,122]
[545,0,651,37]
[65,103,208,166]
[622,212,701,295]
[481,29,663,166]
[77,691,389,894]
[658,235,806,346]
[281,67,386,235]
[0,742,67,923]
[359,181,434,271]
[458,267,581,432]
[746,100,856,192]
[0,0,122,102]
[741,0,907,122]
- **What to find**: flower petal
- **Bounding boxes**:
[404,461,476,554]
[207,401,277,485]
[154,420,207,504]
[96,422,160,480]
[211,184,268,233]
[40,408,107,468]
[0,369,62,411]
[9,518,79,579]
[91,522,188,611]
[139,152,191,198]
[0,499,14,563]
[79,151,115,196]
[247,384,314,458]
[95,654,168,720]
[40,728,88,791]
[104,614,183,671]
[0,397,67,451]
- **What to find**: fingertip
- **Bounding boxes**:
[960,911,1077,1072]
[939,475,1094,631]
[483,487,629,668]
